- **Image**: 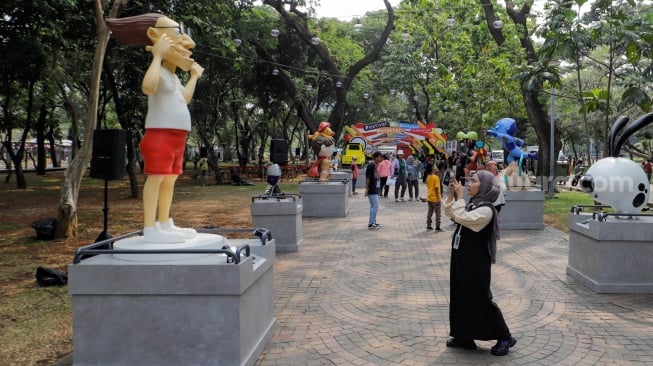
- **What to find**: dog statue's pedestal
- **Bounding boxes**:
[299,180,348,217]
[330,170,353,196]
[251,195,303,252]
[68,233,276,366]
[567,214,653,293]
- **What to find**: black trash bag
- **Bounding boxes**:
[31,217,57,240]
[35,266,68,287]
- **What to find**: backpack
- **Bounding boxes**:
[35,266,68,287]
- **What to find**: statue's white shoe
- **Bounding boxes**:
[143,222,186,243]
[160,218,197,239]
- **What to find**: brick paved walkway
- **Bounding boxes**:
[56,182,653,366]
[254,183,653,365]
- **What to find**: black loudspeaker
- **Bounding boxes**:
[90,129,126,180]
[270,139,288,164]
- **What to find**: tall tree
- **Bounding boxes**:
[480,0,558,182]
[55,0,127,238]
[261,0,395,139]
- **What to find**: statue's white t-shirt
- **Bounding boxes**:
[145,67,191,131]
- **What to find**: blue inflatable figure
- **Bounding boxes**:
[486,118,538,164]
[486,118,537,188]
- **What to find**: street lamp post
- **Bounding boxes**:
[549,88,556,196]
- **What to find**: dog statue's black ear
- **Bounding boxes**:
[608,115,629,157]
[614,112,653,157]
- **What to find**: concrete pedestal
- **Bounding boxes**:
[298,180,348,217]
[500,189,544,229]
[356,174,365,189]
[251,195,303,252]
[567,215,653,293]
[68,234,276,366]
[330,170,352,196]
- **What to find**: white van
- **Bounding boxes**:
[491,150,504,164]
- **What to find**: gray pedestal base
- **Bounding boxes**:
[331,171,352,196]
[68,235,276,366]
[567,214,653,293]
[500,189,544,229]
[298,181,349,217]
[251,196,303,252]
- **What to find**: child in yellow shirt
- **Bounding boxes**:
[426,164,445,231]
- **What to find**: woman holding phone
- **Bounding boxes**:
[443,171,516,356]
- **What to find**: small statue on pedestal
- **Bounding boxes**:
[487,118,537,190]
[307,122,336,183]
[265,162,282,195]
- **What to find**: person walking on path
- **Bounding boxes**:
[422,155,434,183]
[443,170,516,356]
[351,157,360,195]
[197,156,209,185]
[406,155,421,201]
[425,165,444,231]
[391,151,407,201]
[644,160,652,183]
[486,160,507,212]
[365,151,384,230]
[378,154,392,198]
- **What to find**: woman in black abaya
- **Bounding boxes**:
[443,170,516,356]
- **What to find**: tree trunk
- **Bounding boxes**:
[262,0,394,139]
[55,0,127,238]
[1,141,27,188]
[35,104,47,175]
[47,126,59,168]
[483,0,558,185]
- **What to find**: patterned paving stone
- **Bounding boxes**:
[257,181,653,365]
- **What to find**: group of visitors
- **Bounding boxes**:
[363,151,515,356]
[367,151,448,202]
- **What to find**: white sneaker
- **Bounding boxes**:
[160,218,197,239]
[143,222,186,243]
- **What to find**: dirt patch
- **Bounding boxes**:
[0,169,268,365]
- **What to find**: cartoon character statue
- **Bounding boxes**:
[106,14,203,243]
[579,113,653,215]
[265,162,282,195]
[486,118,538,188]
[307,122,336,183]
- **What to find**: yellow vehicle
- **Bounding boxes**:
[341,143,366,167]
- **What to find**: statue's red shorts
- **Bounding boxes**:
[140,128,188,175]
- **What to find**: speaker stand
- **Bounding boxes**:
[95,178,112,244]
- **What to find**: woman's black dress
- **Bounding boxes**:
[449,203,511,341]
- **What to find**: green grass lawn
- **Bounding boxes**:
[543,189,609,232]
